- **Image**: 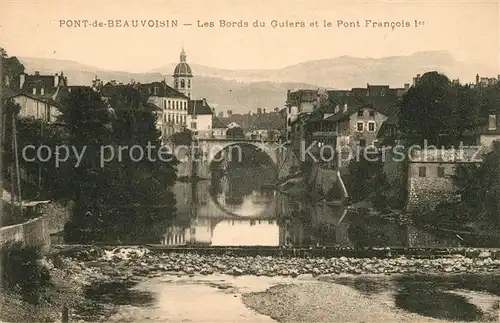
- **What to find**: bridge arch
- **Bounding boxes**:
[194,139,280,179]
[201,140,279,166]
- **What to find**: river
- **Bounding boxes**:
[163,165,349,247]
[162,164,458,248]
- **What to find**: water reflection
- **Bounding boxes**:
[328,274,500,322]
[163,165,454,247]
[164,166,347,247]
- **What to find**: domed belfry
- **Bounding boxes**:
[173,48,193,98]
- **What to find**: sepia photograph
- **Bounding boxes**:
[0,0,500,322]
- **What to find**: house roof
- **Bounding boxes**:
[212,116,227,128]
[188,100,213,115]
[3,92,62,108]
[138,81,188,99]
[376,110,400,139]
[286,89,318,107]
[323,95,399,123]
[20,73,68,101]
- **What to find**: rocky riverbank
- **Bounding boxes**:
[3,245,500,322]
[243,282,446,322]
[65,246,500,277]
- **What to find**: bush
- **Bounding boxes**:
[347,210,407,247]
[0,243,52,304]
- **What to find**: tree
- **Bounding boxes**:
[454,83,482,143]
[2,108,62,200]
[399,72,481,147]
[61,86,178,243]
[347,149,385,203]
[429,141,500,246]
[1,48,25,90]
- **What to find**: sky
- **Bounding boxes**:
[1,1,499,73]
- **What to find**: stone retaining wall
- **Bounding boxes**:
[0,215,51,253]
[0,202,71,253]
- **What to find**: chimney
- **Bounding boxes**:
[404,83,410,91]
[54,73,59,87]
[202,98,207,106]
[413,75,421,86]
[476,74,480,84]
[34,71,40,76]
[19,73,25,89]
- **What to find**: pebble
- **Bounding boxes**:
[64,247,500,280]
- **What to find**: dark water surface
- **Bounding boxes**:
[164,166,352,247]
[163,165,458,248]
[326,274,500,322]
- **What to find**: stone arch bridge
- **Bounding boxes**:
[178,138,283,179]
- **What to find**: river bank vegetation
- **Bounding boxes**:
[347,72,500,247]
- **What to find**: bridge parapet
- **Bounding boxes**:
[190,138,282,179]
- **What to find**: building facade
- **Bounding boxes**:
[285,89,320,142]
[187,98,214,138]
[139,81,189,138]
[4,71,68,123]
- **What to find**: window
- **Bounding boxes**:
[191,122,197,129]
[419,166,426,177]
[357,110,363,117]
[437,166,445,178]
[184,101,187,110]
[380,89,386,96]
[368,121,376,132]
[181,79,185,88]
[168,100,171,109]
[32,88,36,95]
[369,110,375,117]
[357,122,364,132]
[41,88,45,95]
[188,80,191,88]
[175,80,178,88]
[359,139,366,147]
[488,114,497,130]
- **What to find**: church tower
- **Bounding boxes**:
[173,48,193,98]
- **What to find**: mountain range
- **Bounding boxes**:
[18,51,493,114]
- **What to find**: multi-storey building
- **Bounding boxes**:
[139,81,189,138]
[3,71,68,122]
